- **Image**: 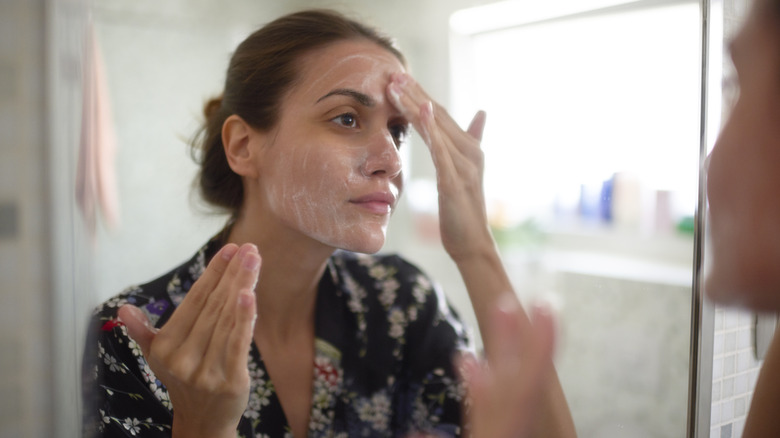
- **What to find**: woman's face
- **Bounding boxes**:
[705,0,780,310]
[251,39,408,254]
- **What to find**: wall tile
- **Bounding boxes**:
[737,328,751,350]
[734,396,746,417]
[721,399,734,422]
[734,373,748,394]
[712,380,722,401]
[724,354,736,375]
[725,332,736,351]
[725,311,739,330]
[711,403,721,425]
[722,377,734,398]
[713,356,723,379]
[714,332,724,355]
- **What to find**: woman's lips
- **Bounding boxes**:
[350,192,396,214]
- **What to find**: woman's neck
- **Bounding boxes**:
[226,214,333,343]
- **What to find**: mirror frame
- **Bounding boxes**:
[688,0,716,436]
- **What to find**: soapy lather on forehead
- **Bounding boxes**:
[299,52,403,102]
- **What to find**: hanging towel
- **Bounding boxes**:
[76,18,120,240]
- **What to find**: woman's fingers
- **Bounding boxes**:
[493,297,556,389]
[163,243,240,334]
[388,83,462,185]
[203,248,261,371]
[118,304,158,358]
[490,296,527,371]
[387,73,485,184]
[419,101,459,182]
[178,244,260,370]
[529,302,557,369]
[459,297,558,438]
[467,110,487,142]
[388,73,483,151]
[224,289,257,374]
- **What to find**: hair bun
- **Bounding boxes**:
[203,95,224,120]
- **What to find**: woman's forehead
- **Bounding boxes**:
[294,40,406,98]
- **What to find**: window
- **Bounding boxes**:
[450,0,701,237]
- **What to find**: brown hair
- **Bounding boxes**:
[191,9,405,217]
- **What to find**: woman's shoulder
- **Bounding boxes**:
[91,239,216,329]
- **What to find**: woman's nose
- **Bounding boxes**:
[360,131,402,178]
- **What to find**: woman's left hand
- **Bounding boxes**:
[387,73,491,262]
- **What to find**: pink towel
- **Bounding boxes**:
[76,19,120,240]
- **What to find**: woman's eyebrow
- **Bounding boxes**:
[317,88,376,107]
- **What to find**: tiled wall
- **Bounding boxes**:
[709,308,762,437]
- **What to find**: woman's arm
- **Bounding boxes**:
[743,323,780,437]
[387,73,576,438]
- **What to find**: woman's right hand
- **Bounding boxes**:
[119,243,260,438]
[457,297,557,438]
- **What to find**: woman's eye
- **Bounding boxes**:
[332,113,358,128]
[389,123,410,147]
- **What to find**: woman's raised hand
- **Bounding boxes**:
[458,297,558,438]
[387,73,492,262]
[118,243,260,438]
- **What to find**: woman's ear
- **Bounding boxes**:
[222,114,262,178]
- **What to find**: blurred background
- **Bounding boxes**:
[0,0,763,437]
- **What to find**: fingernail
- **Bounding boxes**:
[396,73,409,87]
[125,304,152,330]
[242,253,260,271]
[237,243,256,259]
[457,352,478,379]
[388,82,403,107]
[421,101,434,120]
[496,293,518,315]
[532,300,556,323]
[221,244,239,261]
[238,289,255,307]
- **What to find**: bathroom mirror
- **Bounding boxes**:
[39,0,718,436]
[447,1,705,436]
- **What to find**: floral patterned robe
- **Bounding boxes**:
[82,237,472,437]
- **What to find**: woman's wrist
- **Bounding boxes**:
[447,229,499,265]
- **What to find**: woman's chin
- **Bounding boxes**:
[704,265,780,312]
[338,230,386,254]
[348,238,386,254]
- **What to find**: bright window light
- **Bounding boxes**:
[451,0,701,233]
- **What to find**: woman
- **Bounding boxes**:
[82,9,574,438]
[705,0,780,435]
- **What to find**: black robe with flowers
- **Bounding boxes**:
[82,236,472,437]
